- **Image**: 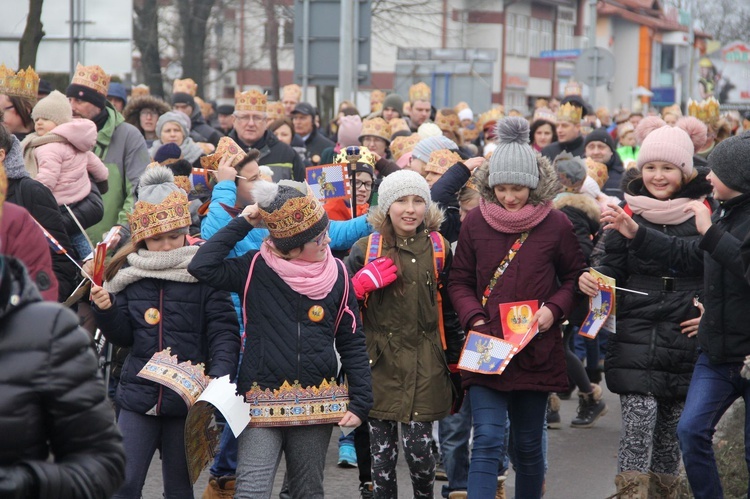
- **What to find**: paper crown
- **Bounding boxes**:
[688,97,720,125]
[245,379,349,426]
[335,145,376,168]
[266,101,285,121]
[281,83,302,100]
[585,157,609,189]
[435,110,460,135]
[131,84,150,98]
[699,57,713,69]
[557,102,583,123]
[370,89,385,112]
[535,98,550,109]
[661,104,682,118]
[454,101,470,113]
[235,89,267,113]
[409,82,431,102]
[425,149,462,175]
[477,107,505,131]
[200,136,246,170]
[564,80,583,97]
[136,348,208,407]
[533,107,557,124]
[258,182,327,243]
[461,124,480,143]
[173,78,198,96]
[0,65,39,100]
[388,118,410,136]
[389,134,420,160]
[128,190,191,244]
[71,63,110,96]
[359,117,391,143]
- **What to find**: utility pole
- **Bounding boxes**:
[588,0,599,111]
[338,0,354,103]
[687,9,694,112]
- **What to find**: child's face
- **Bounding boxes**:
[34,117,56,136]
[425,171,442,187]
[707,170,742,201]
[405,157,427,176]
[355,172,373,205]
[459,195,480,222]
[619,132,636,147]
[641,161,683,200]
[389,195,427,237]
[493,184,530,212]
[292,224,330,262]
[144,231,186,251]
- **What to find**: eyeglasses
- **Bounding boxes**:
[140,109,159,117]
[355,180,373,190]
[314,223,331,246]
[234,114,265,124]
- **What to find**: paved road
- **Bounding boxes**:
[141,382,622,498]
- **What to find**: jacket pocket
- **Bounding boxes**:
[515,333,555,372]
[366,331,392,368]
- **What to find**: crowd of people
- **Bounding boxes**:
[1,61,750,499]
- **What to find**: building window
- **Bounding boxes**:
[264,6,294,47]
[506,13,516,55]
[541,19,553,52]
[556,7,575,51]
[529,18,540,58]
[515,14,527,57]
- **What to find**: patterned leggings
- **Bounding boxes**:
[369,419,435,499]
[618,394,684,475]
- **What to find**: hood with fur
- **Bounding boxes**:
[367,202,444,234]
[122,95,172,132]
[480,152,560,206]
[553,192,601,222]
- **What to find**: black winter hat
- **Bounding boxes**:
[584,128,616,154]
[172,92,196,110]
[708,131,750,194]
[217,104,235,115]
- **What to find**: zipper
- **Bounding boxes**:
[156,285,164,416]
[297,295,301,382]
[647,323,657,394]
[427,271,435,306]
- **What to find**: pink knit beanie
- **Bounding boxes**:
[635,116,706,177]
[337,115,363,148]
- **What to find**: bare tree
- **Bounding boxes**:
[19,0,45,69]
[133,0,164,98]
[663,0,750,45]
[262,0,280,100]
[176,0,217,97]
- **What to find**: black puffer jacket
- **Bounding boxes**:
[92,269,240,417]
[430,161,470,244]
[188,217,373,422]
[540,135,585,162]
[0,257,125,497]
[228,129,306,182]
[191,109,222,147]
[597,169,712,399]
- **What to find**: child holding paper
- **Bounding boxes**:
[89,167,240,499]
[448,117,586,498]
[578,116,710,497]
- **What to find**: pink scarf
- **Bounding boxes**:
[623,193,703,225]
[260,242,339,300]
[479,198,553,233]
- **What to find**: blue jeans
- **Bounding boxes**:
[467,386,547,499]
[339,431,355,448]
[439,397,472,497]
[210,424,239,477]
[677,353,750,499]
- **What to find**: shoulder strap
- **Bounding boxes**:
[241,252,262,342]
[481,232,529,307]
[623,204,633,217]
[366,232,383,263]
[428,231,445,276]
[333,259,355,336]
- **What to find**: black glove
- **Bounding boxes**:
[449,365,464,415]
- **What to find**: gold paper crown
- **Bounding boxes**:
[131,84,150,98]
[137,347,209,407]
[335,145,376,169]
[409,82,431,103]
[0,65,39,99]
[477,107,505,131]
[370,89,385,104]
[535,98,549,109]
[281,83,302,100]
[246,379,349,427]
[435,110,460,135]
[389,134,420,160]
[533,107,557,124]
[425,149,462,175]
[266,101,285,121]
[173,78,198,96]
[200,136,246,170]
[359,117,391,143]
[388,118,410,136]
[258,182,327,242]
[71,63,110,96]
[454,101,470,113]
[585,157,609,189]
[128,190,191,243]
[235,89,267,113]
[557,102,583,123]
[461,125,480,143]
[688,97,720,125]
[564,80,583,97]
[661,104,682,118]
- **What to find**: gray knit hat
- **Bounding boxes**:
[31,90,72,125]
[156,111,191,138]
[382,93,404,115]
[488,117,539,189]
[709,131,750,194]
[377,169,431,215]
[412,135,458,162]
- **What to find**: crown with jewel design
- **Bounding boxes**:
[136,347,209,407]
[200,136,246,171]
[0,65,39,100]
[556,102,583,123]
[425,149,462,176]
[435,110,460,135]
[128,190,191,243]
[245,378,350,427]
[461,125,480,143]
[533,107,557,124]
[266,101,285,121]
[477,106,505,131]
[235,89,267,113]
[281,83,302,100]
[359,117,391,143]
[70,63,110,96]
[131,84,150,98]
[389,134,420,160]
[687,97,720,125]
[173,78,198,96]
[258,181,327,242]
[409,82,431,103]
[335,145,376,169]
[388,118,410,136]
[564,80,583,97]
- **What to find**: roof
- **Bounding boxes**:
[598,0,711,39]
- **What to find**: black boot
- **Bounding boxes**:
[571,384,607,428]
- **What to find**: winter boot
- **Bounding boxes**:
[447,492,468,499]
[202,475,235,499]
[359,481,374,499]
[614,471,650,499]
[495,475,507,499]
[647,471,691,499]
[547,393,562,429]
[571,383,607,428]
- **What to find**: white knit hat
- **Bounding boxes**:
[377,169,431,215]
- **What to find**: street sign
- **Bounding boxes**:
[539,49,582,60]
[574,47,616,87]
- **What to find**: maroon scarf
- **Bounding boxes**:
[479,198,553,233]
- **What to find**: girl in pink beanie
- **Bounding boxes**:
[578,115,712,496]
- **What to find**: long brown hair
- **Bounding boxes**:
[103,240,145,282]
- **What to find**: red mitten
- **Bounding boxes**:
[352,257,398,299]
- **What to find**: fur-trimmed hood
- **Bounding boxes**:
[479,153,561,206]
[367,202,444,234]
[621,164,712,200]
[553,192,601,222]
[122,95,172,131]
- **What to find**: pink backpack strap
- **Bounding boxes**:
[242,252,262,334]
[333,258,356,336]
